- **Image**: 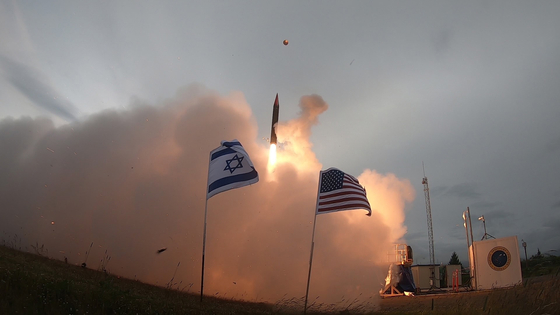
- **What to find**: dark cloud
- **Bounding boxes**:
[519,216,560,254]
[469,200,501,209]
[404,231,426,243]
[0,54,77,121]
[444,183,481,199]
[542,216,560,230]
[481,209,515,222]
[546,137,560,154]
[429,185,448,197]
[432,28,453,56]
[470,209,517,240]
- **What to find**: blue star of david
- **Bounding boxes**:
[224,154,244,174]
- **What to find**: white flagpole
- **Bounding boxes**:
[200,150,212,302]
[304,171,323,314]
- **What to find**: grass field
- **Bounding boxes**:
[1,245,559,314]
[0,245,289,314]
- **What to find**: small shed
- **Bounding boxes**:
[469,236,522,290]
[411,264,440,290]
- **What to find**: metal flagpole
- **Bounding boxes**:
[304,213,318,314]
[462,208,472,289]
[200,151,212,302]
[304,171,323,314]
[467,207,477,289]
[200,198,209,301]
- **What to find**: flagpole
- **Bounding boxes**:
[304,212,318,314]
[200,150,212,302]
[200,198,209,302]
[304,170,323,314]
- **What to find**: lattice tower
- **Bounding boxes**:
[422,175,435,266]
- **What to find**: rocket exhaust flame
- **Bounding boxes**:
[268,144,277,167]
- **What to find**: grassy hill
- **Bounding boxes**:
[0,245,291,314]
[2,245,560,314]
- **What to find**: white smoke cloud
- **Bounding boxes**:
[0,85,414,310]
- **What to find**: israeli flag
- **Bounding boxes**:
[207,140,259,199]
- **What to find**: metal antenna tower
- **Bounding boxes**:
[422,163,436,289]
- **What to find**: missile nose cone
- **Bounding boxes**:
[274,93,279,106]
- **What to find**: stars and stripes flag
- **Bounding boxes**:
[207,140,259,199]
[315,167,371,216]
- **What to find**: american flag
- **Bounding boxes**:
[316,168,372,216]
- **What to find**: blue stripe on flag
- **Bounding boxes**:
[211,147,237,160]
[208,168,258,194]
[221,141,242,147]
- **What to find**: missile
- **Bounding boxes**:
[270,93,279,145]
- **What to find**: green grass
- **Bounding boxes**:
[0,245,292,314]
[521,254,560,278]
[2,244,560,315]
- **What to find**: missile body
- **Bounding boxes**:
[270,93,279,145]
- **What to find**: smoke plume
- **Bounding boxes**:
[0,85,414,310]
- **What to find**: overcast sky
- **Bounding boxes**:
[1,0,560,304]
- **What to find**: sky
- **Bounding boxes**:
[1,0,560,308]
